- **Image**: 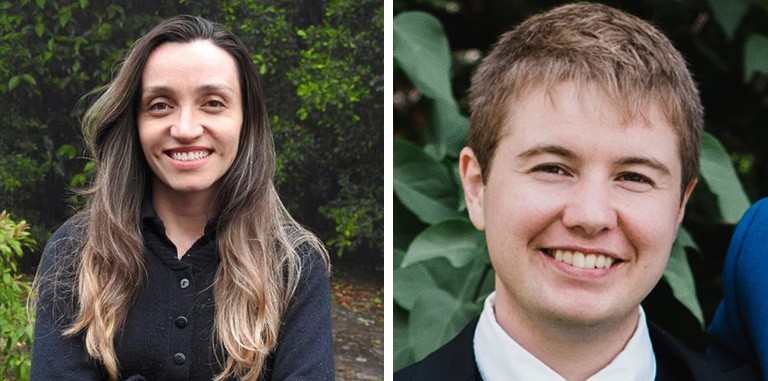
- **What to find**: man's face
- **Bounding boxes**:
[461,82,693,332]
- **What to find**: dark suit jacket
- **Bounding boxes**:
[395,318,758,381]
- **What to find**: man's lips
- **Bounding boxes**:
[542,248,622,269]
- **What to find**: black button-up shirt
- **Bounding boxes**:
[114,201,221,379]
[31,202,334,380]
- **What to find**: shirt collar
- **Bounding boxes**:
[473,292,656,381]
[139,197,219,269]
[140,197,218,238]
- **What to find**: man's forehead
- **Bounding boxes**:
[500,82,675,137]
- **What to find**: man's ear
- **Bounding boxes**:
[677,178,697,226]
[460,147,486,231]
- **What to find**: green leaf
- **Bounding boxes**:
[393,264,438,310]
[35,0,44,8]
[60,12,72,28]
[393,12,455,105]
[663,227,704,328]
[407,288,481,361]
[744,33,768,81]
[9,241,22,256]
[394,139,461,224]
[402,219,484,268]
[8,76,20,91]
[394,12,468,160]
[393,196,427,253]
[427,99,469,159]
[56,144,78,160]
[21,74,36,86]
[34,22,43,37]
[699,132,751,223]
[706,0,750,40]
[394,306,414,371]
[396,254,492,311]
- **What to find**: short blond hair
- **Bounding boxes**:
[468,2,703,191]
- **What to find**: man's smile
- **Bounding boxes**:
[542,248,621,269]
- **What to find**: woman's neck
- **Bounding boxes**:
[151,186,216,259]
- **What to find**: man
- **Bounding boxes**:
[395,3,757,380]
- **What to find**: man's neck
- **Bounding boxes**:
[494,289,640,381]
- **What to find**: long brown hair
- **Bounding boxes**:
[42,15,327,380]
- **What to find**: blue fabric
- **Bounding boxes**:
[708,197,768,380]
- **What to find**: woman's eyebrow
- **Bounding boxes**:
[196,84,235,94]
[141,85,175,98]
[142,84,235,97]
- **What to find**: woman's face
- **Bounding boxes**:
[137,39,243,202]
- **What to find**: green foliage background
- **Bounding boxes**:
[0,2,381,377]
[394,0,768,371]
[0,0,383,265]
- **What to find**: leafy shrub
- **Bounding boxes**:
[221,0,384,258]
[0,212,34,380]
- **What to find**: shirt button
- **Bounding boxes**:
[175,316,188,329]
[179,278,190,289]
[173,352,186,365]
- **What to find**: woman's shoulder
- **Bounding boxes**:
[39,214,88,273]
[294,239,330,277]
[50,214,87,241]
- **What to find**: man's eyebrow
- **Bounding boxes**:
[618,156,672,175]
[516,145,577,159]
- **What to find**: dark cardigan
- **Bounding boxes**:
[395,317,758,381]
[30,205,334,380]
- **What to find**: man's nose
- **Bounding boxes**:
[561,177,617,237]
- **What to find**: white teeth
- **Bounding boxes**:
[550,249,616,269]
[595,255,606,268]
[573,252,585,268]
[584,254,596,268]
[171,150,210,161]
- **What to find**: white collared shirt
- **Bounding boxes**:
[473,292,656,381]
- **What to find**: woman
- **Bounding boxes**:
[30,15,333,380]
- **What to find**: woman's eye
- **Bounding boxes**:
[148,102,170,111]
[204,100,224,108]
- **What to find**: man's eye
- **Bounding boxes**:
[618,172,652,184]
[533,165,568,176]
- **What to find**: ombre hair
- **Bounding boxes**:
[468,2,703,193]
[38,15,327,380]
